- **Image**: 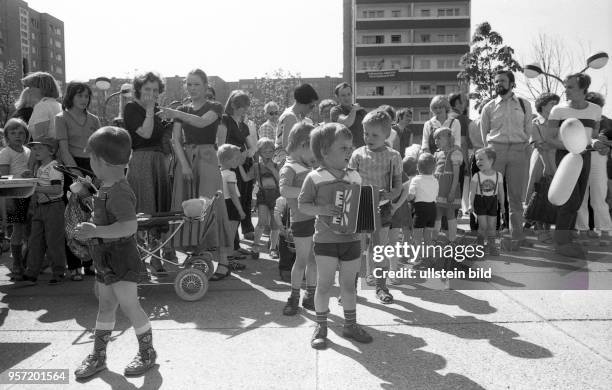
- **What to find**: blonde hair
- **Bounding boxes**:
[217,143,241,164]
[256,137,275,151]
[286,122,315,154]
[429,95,451,113]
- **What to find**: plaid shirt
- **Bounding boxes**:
[348,146,402,194]
[258,121,276,140]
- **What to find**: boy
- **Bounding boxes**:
[273,196,296,282]
[348,110,402,304]
[409,153,439,265]
[74,127,156,378]
[21,137,66,285]
[299,123,372,349]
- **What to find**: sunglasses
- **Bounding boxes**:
[268,111,279,116]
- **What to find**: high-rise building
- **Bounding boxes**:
[0,0,66,84]
[343,0,470,136]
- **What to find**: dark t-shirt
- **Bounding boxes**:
[92,179,137,226]
[176,101,223,145]
[330,105,366,148]
[223,114,250,152]
[123,102,169,150]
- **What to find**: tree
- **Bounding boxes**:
[249,69,302,127]
[458,22,523,107]
[522,33,569,100]
[0,60,22,126]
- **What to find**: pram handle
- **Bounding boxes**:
[53,164,95,180]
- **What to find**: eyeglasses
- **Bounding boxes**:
[268,111,279,116]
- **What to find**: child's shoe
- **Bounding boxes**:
[282,296,300,316]
[270,249,279,259]
[342,324,373,344]
[124,348,157,376]
[74,353,107,379]
[310,324,328,349]
[302,294,315,311]
[20,274,37,286]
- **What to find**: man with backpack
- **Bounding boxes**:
[480,70,533,248]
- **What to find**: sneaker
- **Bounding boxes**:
[282,296,300,316]
[365,274,377,287]
[342,324,373,344]
[48,274,65,285]
[302,295,315,311]
[75,353,107,379]
[311,324,328,349]
[124,348,157,376]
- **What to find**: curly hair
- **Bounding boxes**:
[132,71,165,99]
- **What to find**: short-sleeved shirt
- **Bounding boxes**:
[472,171,502,196]
[298,167,362,243]
[408,174,438,203]
[548,102,602,148]
[35,160,63,202]
[123,102,168,150]
[480,94,532,144]
[221,169,239,199]
[223,115,250,151]
[421,117,462,153]
[330,105,366,148]
[55,110,101,158]
[92,179,137,226]
[279,158,311,222]
[0,146,31,176]
[258,121,276,140]
[468,119,484,149]
[348,145,402,203]
[176,101,223,145]
[29,98,62,140]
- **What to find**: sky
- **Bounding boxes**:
[24,0,612,115]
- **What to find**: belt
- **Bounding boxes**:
[90,235,135,245]
[38,198,63,205]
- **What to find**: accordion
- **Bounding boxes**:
[329,183,381,234]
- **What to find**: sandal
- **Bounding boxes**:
[210,264,231,281]
[70,269,83,281]
[228,260,246,271]
[376,288,394,304]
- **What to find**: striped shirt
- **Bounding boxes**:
[348,145,402,204]
[298,167,362,243]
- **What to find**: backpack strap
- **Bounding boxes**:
[494,172,499,195]
[477,172,483,194]
[518,98,526,115]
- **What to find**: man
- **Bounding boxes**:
[330,83,367,148]
[480,70,532,247]
[547,74,604,257]
[448,93,471,218]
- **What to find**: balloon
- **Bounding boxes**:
[560,118,588,154]
[548,153,583,206]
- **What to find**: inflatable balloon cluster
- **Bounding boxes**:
[548,118,589,205]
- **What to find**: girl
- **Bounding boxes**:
[21,71,62,140]
[252,137,281,258]
[433,127,463,243]
[469,147,505,256]
[279,122,317,315]
[420,95,461,154]
[0,119,32,281]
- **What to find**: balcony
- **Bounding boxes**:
[356,17,469,30]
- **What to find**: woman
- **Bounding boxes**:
[160,69,234,281]
[55,81,102,280]
[258,101,280,140]
[218,90,257,255]
[123,72,173,272]
[420,95,461,154]
[21,72,62,141]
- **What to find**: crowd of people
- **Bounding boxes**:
[1,67,611,374]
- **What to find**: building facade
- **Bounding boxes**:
[0,0,66,85]
[343,0,470,136]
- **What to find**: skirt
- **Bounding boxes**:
[171,144,233,249]
[127,150,171,214]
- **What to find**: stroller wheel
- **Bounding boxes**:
[187,253,215,279]
[174,268,208,301]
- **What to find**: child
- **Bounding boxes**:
[21,137,66,285]
[469,147,505,256]
[73,127,156,378]
[0,119,32,281]
[273,196,296,282]
[252,137,281,258]
[348,109,402,304]
[299,122,372,349]
[409,153,439,265]
[279,122,317,315]
[217,143,246,279]
[432,127,463,243]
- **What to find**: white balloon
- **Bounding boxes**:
[560,118,588,154]
[548,153,583,206]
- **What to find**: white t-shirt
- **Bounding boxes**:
[35,160,63,202]
[0,146,31,176]
[472,171,502,196]
[548,101,602,142]
[221,169,239,199]
[29,98,62,140]
[408,174,439,202]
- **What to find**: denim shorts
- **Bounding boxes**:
[313,241,361,261]
[290,219,315,238]
[90,236,141,285]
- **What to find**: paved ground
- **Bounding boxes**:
[1,220,612,389]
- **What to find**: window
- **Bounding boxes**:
[32,60,36,68]
[56,54,62,61]
[31,32,36,39]
[55,27,61,35]
[362,10,367,18]
[31,46,36,54]
[0,61,4,71]
[376,35,384,44]
[391,10,401,17]
[390,59,401,69]
[436,85,446,94]
[437,58,458,69]
[375,86,384,96]
[420,34,430,43]
[21,31,28,39]
[55,40,61,48]
[419,110,430,121]
[419,85,431,95]
[49,37,53,45]
[419,59,430,69]
[362,36,375,44]
[376,10,384,17]
[438,8,461,16]
[420,9,430,17]
[368,11,376,18]
[391,35,401,43]
[56,67,63,74]
[0,47,3,55]
[50,51,54,59]
[438,34,456,42]
[391,85,401,96]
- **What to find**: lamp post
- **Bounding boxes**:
[94,77,132,127]
[524,51,609,83]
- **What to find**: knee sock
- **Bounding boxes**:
[344,309,356,327]
[93,321,115,358]
[290,288,300,299]
[375,268,388,290]
[305,285,316,298]
[134,323,154,354]
[316,310,329,329]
